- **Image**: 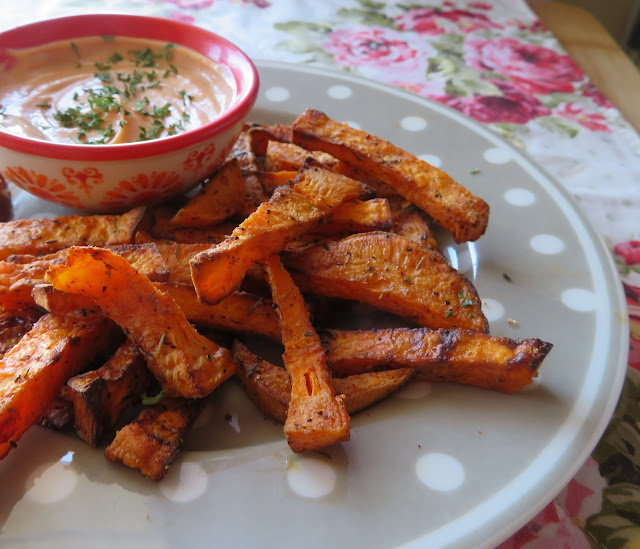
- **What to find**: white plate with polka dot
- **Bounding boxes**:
[0,61,628,549]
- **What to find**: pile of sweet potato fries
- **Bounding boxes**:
[0,109,552,480]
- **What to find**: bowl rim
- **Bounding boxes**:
[0,13,259,161]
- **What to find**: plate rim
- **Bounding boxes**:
[253,59,629,548]
[1,59,629,549]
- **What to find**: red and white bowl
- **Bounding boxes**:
[0,14,259,212]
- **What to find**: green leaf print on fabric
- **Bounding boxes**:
[586,484,640,549]
[336,7,396,28]
[592,373,640,486]
[585,373,640,547]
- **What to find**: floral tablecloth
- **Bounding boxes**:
[2,0,640,547]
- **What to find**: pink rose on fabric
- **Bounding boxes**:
[394,79,453,103]
[242,0,271,7]
[554,103,611,133]
[615,241,640,265]
[496,502,590,549]
[323,26,428,73]
[446,79,550,124]
[556,457,605,518]
[623,282,640,370]
[148,0,214,8]
[516,20,547,34]
[395,9,446,35]
[464,37,583,94]
[169,11,195,23]
[469,1,492,9]
[630,330,640,371]
[396,7,502,35]
[582,83,613,108]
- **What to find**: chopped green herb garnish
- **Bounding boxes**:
[141,389,166,406]
[108,52,124,64]
[101,35,115,42]
[50,42,190,143]
[460,298,473,308]
[469,168,480,174]
[94,71,113,83]
[151,103,171,118]
[35,103,52,108]
[163,64,178,78]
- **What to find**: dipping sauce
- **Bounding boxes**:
[0,36,236,144]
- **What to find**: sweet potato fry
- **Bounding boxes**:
[264,255,349,453]
[105,397,202,480]
[323,328,552,393]
[0,306,43,357]
[157,282,280,340]
[32,283,97,313]
[0,206,145,260]
[255,170,298,195]
[292,109,489,243]
[263,139,399,199]
[0,243,169,310]
[66,339,151,447]
[228,129,269,217]
[46,247,236,399]
[282,232,488,332]
[251,174,394,236]
[169,158,245,228]
[0,312,117,459]
[146,209,231,244]
[40,390,74,431]
[315,199,392,235]
[136,235,268,293]
[234,341,414,423]
[5,243,169,280]
[248,124,292,156]
[389,198,441,253]
[190,164,374,305]
[263,140,345,173]
[138,238,212,284]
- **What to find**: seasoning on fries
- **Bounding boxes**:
[0,109,552,479]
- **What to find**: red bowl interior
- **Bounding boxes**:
[0,14,259,161]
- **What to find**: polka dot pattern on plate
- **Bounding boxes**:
[327,85,352,99]
[25,456,79,504]
[561,288,597,312]
[530,234,565,255]
[482,298,505,322]
[264,87,290,102]
[287,454,337,499]
[400,116,428,132]
[418,154,442,168]
[160,462,208,503]
[416,453,465,492]
[483,147,513,164]
[504,188,536,207]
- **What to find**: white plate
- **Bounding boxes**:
[0,61,628,549]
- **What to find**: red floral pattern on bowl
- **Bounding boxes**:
[2,166,81,208]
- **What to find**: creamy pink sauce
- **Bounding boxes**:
[0,36,236,144]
